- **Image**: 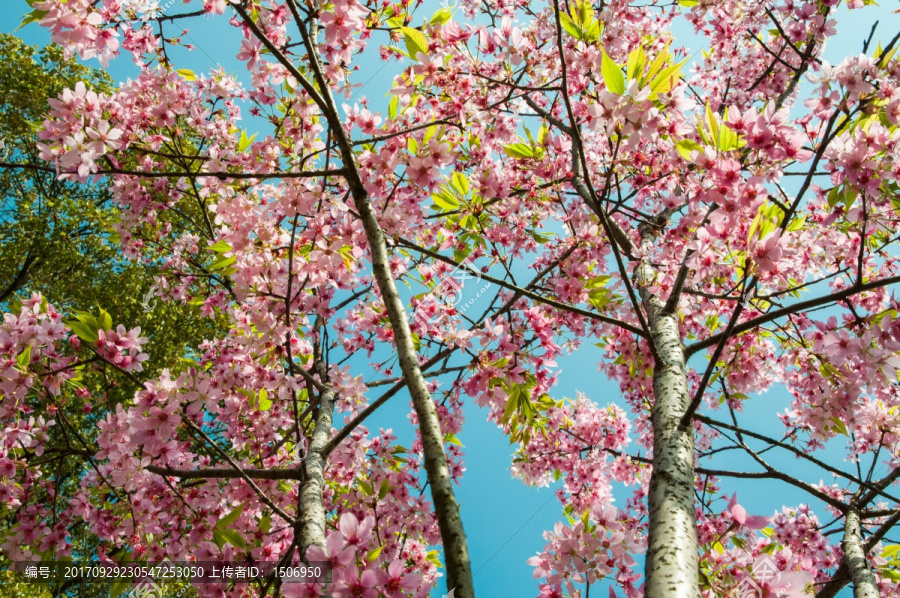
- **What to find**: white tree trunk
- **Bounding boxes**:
[280,13,476,596]
[637,246,701,598]
[843,507,881,598]
[352,194,474,598]
[298,382,336,559]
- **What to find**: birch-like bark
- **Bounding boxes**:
[636,231,701,598]
[818,509,899,598]
[351,192,474,598]
[284,14,475,597]
[298,381,336,560]
[842,507,881,598]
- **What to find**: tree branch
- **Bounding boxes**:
[685,275,900,356]
[145,465,303,480]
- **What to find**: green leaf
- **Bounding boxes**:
[401,27,429,60]
[377,480,391,500]
[177,68,197,81]
[97,306,113,331]
[388,95,400,119]
[208,240,232,253]
[503,143,535,159]
[675,139,702,160]
[705,103,720,146]
[15,345,32,370]
[502,384,534,431]
[216,502,246,529]
[450,172,470,196]
[649,59,687,96]
[67,319,99,344]
[16,9,46,31]
[432,190,459,212]
[588,289,612,309]
[786,215,807,232]
[877,45,898,69]
[238,130,257,152]
[559,13,581,39]
[585,275,613,309]
[715,107,742,151]
[257,387,272,411]
[209,256,237,271]
[444,433,463,446]
[583,20,601,42]
[105,226,121,245]
[213,528,247,550]
[459,214,479,229]
[643,42,671,84]
[366,545,384,561]
[626,45,646,81]
[830,417,849,436]
[601,50,625,95]
[573,0,595,27]
[259,514,272,535]
[560,2,602,43]
[881,569,900,581]
[74,311,100,330]
[429,7,453,25]
[747,210,763,243]
[827,187,841,208]
[502,386,520,424]
[109,579,130,598]
[585,275,611,288]
[358,480,374,496]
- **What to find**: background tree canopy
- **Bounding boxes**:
[1,1,899,597]
[0,33,223,597]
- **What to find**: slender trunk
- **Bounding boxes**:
[636,236,701,597]
[818,509,899,597]
[298,382,336,559]
[842,507,880,598]
[352,193,474,597]
[286,13,475,596]
[294,377,336,595]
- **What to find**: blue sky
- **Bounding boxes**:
[4,1,899,596]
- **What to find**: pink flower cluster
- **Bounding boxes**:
[96,325,149,373]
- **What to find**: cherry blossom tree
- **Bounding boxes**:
[2,0,900,597]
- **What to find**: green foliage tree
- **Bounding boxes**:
[0,34,221,597]
[0,33,220,382]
